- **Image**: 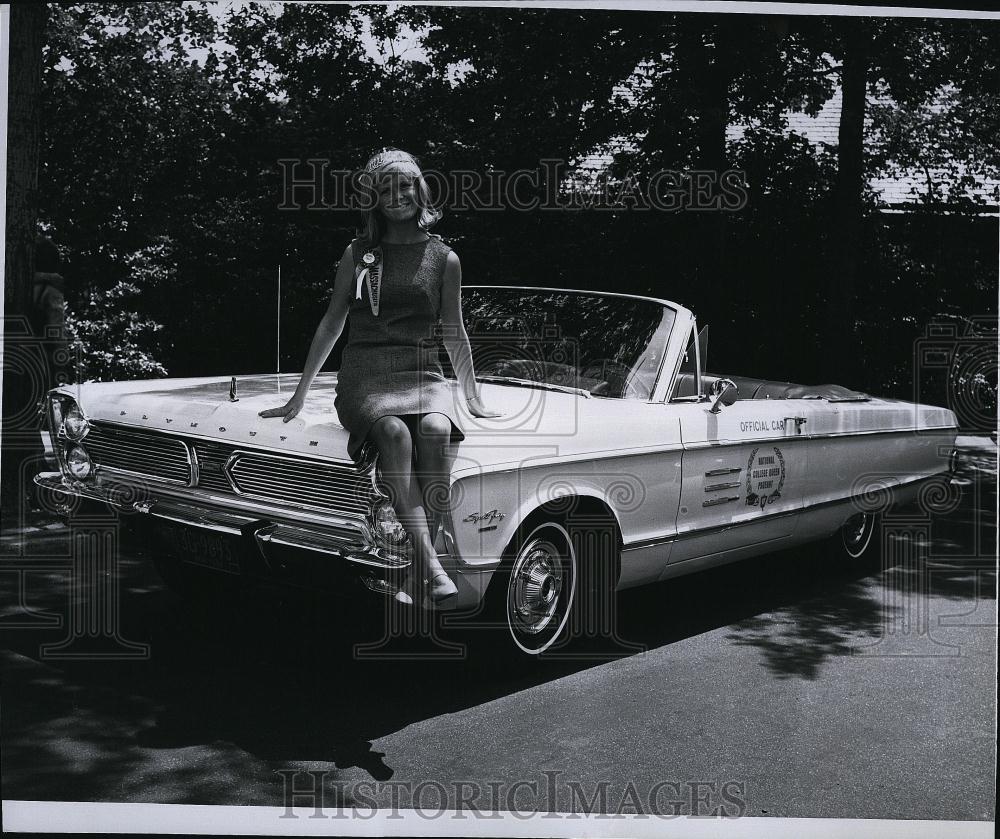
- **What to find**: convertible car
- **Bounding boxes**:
[35,287,959,656]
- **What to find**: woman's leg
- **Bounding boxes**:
[368,416,453,598]
[413,413,459,543]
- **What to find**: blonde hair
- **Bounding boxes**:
[357,148,442,246]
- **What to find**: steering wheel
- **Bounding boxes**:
[583,359,649,399]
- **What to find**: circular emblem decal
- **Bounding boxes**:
[746,446,785,510]
[362,251,376,265]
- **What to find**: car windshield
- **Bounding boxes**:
[441,288,676,400]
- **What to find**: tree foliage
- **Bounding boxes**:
[37,3,997,418]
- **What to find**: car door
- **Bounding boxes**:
[664,327,809,568]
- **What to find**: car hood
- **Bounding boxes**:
[65,373,659,469]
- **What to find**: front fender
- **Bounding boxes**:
[446,460,629,570]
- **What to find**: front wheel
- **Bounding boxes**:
[469,511,625,661]
[502,522,578,655]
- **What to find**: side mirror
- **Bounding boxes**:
[709,378,738,413]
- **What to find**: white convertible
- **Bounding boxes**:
[35,287,959,655]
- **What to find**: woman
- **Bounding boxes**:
[260,148,499,605]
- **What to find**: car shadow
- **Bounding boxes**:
[0,552,598,802]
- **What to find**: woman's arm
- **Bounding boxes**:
[259,242,355,422]
[440,251,500,418]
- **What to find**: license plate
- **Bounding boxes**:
[158,523,241,575]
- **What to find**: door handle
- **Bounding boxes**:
[785,416,807,434]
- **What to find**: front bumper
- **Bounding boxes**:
[33,471,484,609]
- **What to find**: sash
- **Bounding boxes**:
[354,245,383,316]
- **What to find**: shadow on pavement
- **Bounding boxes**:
[718,457,996,680]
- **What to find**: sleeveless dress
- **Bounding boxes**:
[334,234,466,464]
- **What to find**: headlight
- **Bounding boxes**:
[47,394,94,480]
[65,445,93,480]
[63,403,90,441]
[47,393,90,441]
[372,500,408,547]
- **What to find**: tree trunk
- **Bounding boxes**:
[2,4,49,512]
[830,18,871,386]
[698,23,731,182]
[698,21,736,364]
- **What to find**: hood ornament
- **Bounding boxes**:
[229,376,239,402]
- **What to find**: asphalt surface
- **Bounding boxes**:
[1,438,995,821]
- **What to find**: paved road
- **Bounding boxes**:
[1,441,995,821]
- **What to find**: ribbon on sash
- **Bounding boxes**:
[354,247,382,316]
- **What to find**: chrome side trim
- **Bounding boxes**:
[621,533,675,552]
[703,495,740,507]
[454,426,957,478]
[622,505,799,552]
[706,467,742,477]
[680,426,958,448]
[622,472,943,552]
[464,444,685,476]
[704,481,741,492]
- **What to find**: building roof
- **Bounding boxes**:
[566,81,999,215]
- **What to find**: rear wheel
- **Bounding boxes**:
[826,511,881,568]
[842,512,877,558]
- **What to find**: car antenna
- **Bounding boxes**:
[276,263,281,394]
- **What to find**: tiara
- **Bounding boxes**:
[363,149,416,174]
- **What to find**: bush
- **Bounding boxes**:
[64,280,168,381]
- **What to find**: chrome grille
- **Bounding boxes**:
[84,424,375,516]
[87,424,191,485]
[191,441,233,493]
[229,453,374,516]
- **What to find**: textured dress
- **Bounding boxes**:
[334,234,466,464]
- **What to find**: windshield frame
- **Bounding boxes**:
[461,285,685,402]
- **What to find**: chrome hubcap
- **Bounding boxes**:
[843,513,874,558]
[509,538,565,636]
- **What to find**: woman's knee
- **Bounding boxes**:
[371,416,412,452]
[418,412,452,442]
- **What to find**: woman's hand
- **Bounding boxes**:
[258,393,305,423]
[467,395,501,418]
